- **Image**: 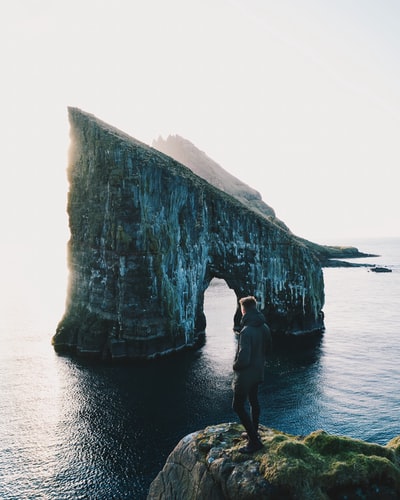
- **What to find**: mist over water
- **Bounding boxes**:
[0,238,399,499]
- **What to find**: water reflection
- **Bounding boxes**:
[50,350,233,498]
[9,333,324,499]
[2,240,400,499]
[263,338,324,435]
[53,357,186,498]
[1,277,326,500]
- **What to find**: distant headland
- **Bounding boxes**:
[152,134,378,268]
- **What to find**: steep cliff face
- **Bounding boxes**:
[152,134,376,266]
[52,108,325,360]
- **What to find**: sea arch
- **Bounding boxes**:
[52,108,325,360]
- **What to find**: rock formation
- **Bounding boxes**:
[370,266,392,273]
[52,108,324,360]
[147,423,400,499]
[152,134,377,267]
[152,134,279,222]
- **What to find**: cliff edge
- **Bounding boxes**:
[148,422,400,499]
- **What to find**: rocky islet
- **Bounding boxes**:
[53,108,326,360]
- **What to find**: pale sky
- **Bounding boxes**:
[1,0,399,261]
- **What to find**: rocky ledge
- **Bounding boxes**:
[148,422,400,499]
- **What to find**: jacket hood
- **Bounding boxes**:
[241,309,265,328]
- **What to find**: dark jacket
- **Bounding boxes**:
[232,309,272,394]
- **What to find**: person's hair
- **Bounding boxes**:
[239,296,257,311]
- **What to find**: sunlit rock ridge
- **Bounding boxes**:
[153,134,375,266]
[52,108,324,360]
[152,135,280,223]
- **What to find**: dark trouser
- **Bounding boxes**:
[232,383,260,443]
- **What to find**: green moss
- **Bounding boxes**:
[261,431,399,495]
[387,435,400,454]
[195,424,400,498]
[161,278,176,320]
[109,165,124,186]
[143,225,159,254]
[116,224,132,249]
[258,434,324,494]
[304,429,394,460]
[320,453,399,489]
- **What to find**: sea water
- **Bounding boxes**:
[0,237,399,499]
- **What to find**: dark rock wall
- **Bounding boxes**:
[52,108,325,360]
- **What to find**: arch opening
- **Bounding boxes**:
[202,278,238,362]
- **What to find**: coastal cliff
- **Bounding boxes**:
[52,108,325,360]
[152,135,376,267]
[148,423,400,499]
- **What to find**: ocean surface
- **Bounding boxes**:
[0,237,399,499]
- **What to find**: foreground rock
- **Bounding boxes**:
[53,109,324,360]
[148,423,400,499]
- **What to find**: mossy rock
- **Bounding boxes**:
[148,423,400,499]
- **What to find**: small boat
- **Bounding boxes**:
[370,266,392,273]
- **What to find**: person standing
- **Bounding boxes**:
[232,296,272,453]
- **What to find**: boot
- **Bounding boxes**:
[239,438,263,454]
